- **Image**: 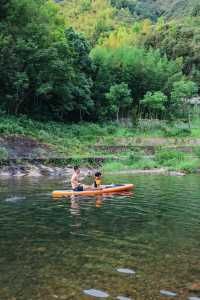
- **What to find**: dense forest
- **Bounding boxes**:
[0,0,200,122]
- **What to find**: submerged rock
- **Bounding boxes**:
[83,289,109,298]
[5,196,26,203]
[168,171,186,176]
[117,268,135,275]
[27,166,42,177]
[160,290,177,297]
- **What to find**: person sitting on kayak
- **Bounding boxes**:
[71,166,84,191]
[94,172,102,189]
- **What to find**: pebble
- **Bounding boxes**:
[83,289,109,298]
[117,268,136,275]
[160,290,177,297]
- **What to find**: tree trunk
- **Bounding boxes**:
[79,109,83,121]
[116,109,119,122]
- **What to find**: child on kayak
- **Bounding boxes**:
[94,172,102,189]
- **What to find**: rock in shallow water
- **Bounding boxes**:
[5,196,26,203]
[117,268,135,274]
[83,289,109,298]
[160,290,177,297]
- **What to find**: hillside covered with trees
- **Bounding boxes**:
[0,0,200,123]
[111,0,200,20]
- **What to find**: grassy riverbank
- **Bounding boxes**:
[0,116,200,173]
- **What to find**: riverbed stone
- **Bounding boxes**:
[27,166,42,177]
[168,171,186,176]
[83,289,109,298]
[117,268,136,274]
[160,290,177,297]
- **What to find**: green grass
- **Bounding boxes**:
[1,115,200,173]
[169,159,200,173]
[102,157,159,172]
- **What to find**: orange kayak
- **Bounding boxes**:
[52,184,134,198]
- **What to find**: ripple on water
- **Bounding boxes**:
[117,268,135,275]
[83,289,109,298]
[160,290,177,297]
[188,297,200,300]
[4,196,26,203]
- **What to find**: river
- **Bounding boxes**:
[0,174,200,300]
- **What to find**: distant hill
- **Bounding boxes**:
[57,0,200,26]
[111,0,200,20]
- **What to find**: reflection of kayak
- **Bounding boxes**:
[52,184,134,198]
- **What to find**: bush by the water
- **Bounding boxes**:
[0,147,9,161]
[163,123,191,137]
[155,149,185,166]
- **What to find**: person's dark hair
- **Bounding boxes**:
[74,166,79,171]
[95,172,102,177]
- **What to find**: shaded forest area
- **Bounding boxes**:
[0,0,200,123]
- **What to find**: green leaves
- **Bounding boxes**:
[141,91,167,117]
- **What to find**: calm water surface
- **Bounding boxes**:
[0,174,200,300]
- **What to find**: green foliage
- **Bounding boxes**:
[141,91,167,118]
[102,157,158,172]
[0,0,93,121]
[170,159,200,173]
[155,149,185,166]
[194,146,200,158]
[145,17,200,83]
[91,46,182,120]
[105,83,132,120]
[111,0,200,20]
[163,123,191,137]
[59,0,117,44]
[0,0,199,124]
[128,150,143,162]
[170,80,198,119]
[0,147,9,161]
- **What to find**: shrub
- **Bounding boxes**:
[194,146,200,158]
[137,119,166,132]
[128,150,143,162]
[172,159,200,173]
[163,122,191,137]
[0,147,9,161]
[155,149,185,166]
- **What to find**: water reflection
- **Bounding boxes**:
[70,197,80,216]
[95,195,102,208]
[1,175,200,300]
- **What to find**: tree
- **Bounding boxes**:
[141,91,167,118]
[91,46,183,121]
[171,80,198,126]
[105,83,132,121]
[0,0,94,121]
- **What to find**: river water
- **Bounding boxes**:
[0,174,200,300]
